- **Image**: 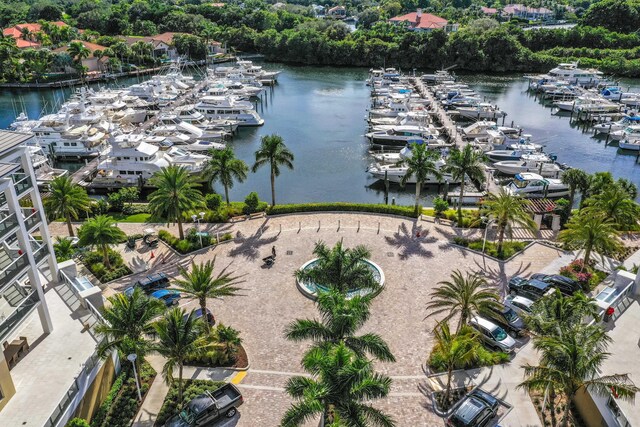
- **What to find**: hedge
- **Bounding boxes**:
[266,203,419,218]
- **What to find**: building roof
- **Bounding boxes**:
[328,5,346,12]
[122,32,183,48]
[0,162,21,177]
[52,40,107,55]
[503,4,552,15]
[389,11,448,30]
[481,6,498,14]
[0,130,33,156]
[15,39,41,49]
[2,27,22,38]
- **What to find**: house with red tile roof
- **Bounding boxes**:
[2,21,68,49]
[503,3,553,20]
[481,6,498,15]
[389,9,458,32]
[53,40,109,74]
[121,32,225,60]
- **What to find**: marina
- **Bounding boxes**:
[1,62,639,203]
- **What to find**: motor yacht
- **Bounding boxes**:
[610,125,640,141]
[504,173,569,198]
[157,114,228,140]
[592,115,640,135]
[485,150,550,163]
[493,160,563,178]
[367,158,456,184]
[547,63,605,86]
[195,96,264,126]
[619,138,640,151]
[365,126,442,147]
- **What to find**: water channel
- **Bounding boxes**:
[0,64,638,205]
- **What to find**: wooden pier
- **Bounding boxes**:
[70,158,100,186]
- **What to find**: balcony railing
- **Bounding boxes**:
[33,244,48,264]
[23,210,41,231]
[0,213,18,240]
[0,291,39,342]
[0,254,29,290]
[14,176,32,196]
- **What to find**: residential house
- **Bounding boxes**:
[122,32,226,60]
[502,4,553,20]
[389,9,458,33]
[0,130,113,427]
[2,21,67,50]
[327,5,347,19]
[52,40,109,76]
[481,6,498,16]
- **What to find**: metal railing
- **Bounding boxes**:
[0,254,29,290]
[33,244,48,264]
[0,291,38,341]
[0,213,18,240]
[14,176,32,196]
[23,210,41,231]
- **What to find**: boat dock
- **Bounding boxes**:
[70,158,99,186]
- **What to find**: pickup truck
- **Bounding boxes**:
[165,383,243,427]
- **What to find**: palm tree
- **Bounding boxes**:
[204,147,248,206]
[524,290,599,336]
[148,166,203,240]
[520,324,639,427]
[43,175,92,236]
[558,211,623,266]
[429,322,484,405]
[95,288,165,364]
[252,134,294,206]
[53,236,75,262]
[281,343,395,427]
[153,308,206,403]
[561,168,589,214]
[68,41,90,65]
[426,270,500,332]
[77,215,126,268]
[173,259,244,332]
[482,188,537,257]
[397,143,442,213]
[285,288,395,362]
[295,240,379,294]
[444,145,485,225]
[584,184,639,230]
[215,323,242,363]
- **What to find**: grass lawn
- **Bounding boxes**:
[110,213,156,223]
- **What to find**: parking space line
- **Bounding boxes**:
[231,371,247,384]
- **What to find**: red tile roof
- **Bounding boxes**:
[53,40,107,55]
[389,11,448,30]
[3,21,67,39]
[15,39,41,49]
[481,6,498,14]
[2,28,21,38]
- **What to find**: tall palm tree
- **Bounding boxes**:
[153,308,205,403]
[285,288,395,362]
[95,288,165,366]
[519,324,639,427]
[77,215,126,268]
[68,41,90,65]
[559,211,623,266]
[282,343,395,427]
[584,184,639,230]
[444,145,485,225]
[204,147,248,206]
[252,134,294,206]
[295,240,379,294]
[429,322,484,405]
[425,270,501,332]
[524,290,599,336]
[148,165,203,240]
[43,175,92,236]
[397,143,442,213]
[561,168,589,214]
[173,259,244,332]
[482,188,537,256]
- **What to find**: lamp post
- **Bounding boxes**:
[191,211,205,248]
[127,353,142,401]
[481,217,496,269]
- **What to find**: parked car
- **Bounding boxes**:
[150,289,181,307]
[504,295,535,317]
[508,276,555,301]
[469,317,516,353]
[530,273,581,295]
[486,303,525,336]
[446,388,499,427]
[165,383,244,426]
[134,272,170,294]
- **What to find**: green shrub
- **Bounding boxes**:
[243,192,260,214]
[467,240,528,260]
[433,197,449,217]
[66,418,91,427]
[82,249,131,282]
[205,193,222,211]
[266,203,418,218]
[220,232,233,242]
[91,371,126,427]
[176,239,192,253]
[156,380,226,426]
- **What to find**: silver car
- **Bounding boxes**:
[469,317,517,353]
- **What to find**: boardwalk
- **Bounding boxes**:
[70,158,99,185]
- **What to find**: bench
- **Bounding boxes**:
[248,212,265,220]
[230,215,247,223]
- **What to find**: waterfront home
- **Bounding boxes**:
[2,21,68,49]
[389,9,458,33]
[502,4,553,20]
[121,32,226,60]
[480,6,498,15]
[327,5,347,18]
[52,40,109,76]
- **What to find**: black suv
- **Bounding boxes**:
[486,303,525,336]
[508,277,555,301]
[447,389,499,427]
[133,272,170,294]
[530,273,581,295]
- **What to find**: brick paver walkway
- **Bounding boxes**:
[49,213,574,426]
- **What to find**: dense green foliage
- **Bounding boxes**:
[266,202,419,217]
[82,249,132,282]
[452,237,528,260]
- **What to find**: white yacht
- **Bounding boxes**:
[236,59,281,81]
[25,145,68,187]
[493,160,563,178]
[174,105,239,133]
[619,138,640,151]
[195,96,264,126]
[455,103,506,120]
[157,114,228,140]
[366,126,441,147]
[504,173,569,198]
[460,121,498,139]
[369,111,431,127]
[610,125,640,141]
[184,140,226,152]
[593,115,640,135]
[486,150,549,163]
[547,63,604,86]
[367,159,457,184]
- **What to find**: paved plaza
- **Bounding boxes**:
[49,213,574,426]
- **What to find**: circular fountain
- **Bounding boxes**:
[296,258,385,299]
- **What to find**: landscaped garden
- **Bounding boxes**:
[155,379,226,426]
